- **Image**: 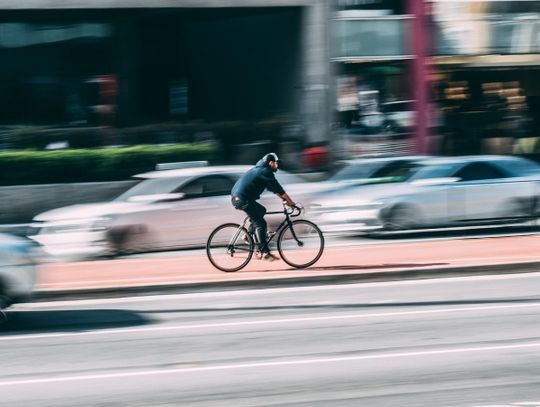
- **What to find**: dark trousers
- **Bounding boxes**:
[231,196,269,254]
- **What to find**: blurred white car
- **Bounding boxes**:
[29,165,314,259]
[0,234,39,308]
[381,100,415,137]
[310,155,540,234]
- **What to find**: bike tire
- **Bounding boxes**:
[277,220,324,269]
[206,223,254,272]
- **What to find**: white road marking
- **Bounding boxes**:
[3,302,540,342]
[2,341,540,387]
[23,271,540,308]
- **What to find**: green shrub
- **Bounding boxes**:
[0,144,217,186]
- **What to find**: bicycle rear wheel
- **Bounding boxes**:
[277,220,324,269]
[206,223,254,272]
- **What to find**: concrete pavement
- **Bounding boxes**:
[33,234,540,300]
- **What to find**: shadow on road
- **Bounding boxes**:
[363,225,540,240]
[281,263,449,272]
[140,297,540,314]
[0,309,151,334]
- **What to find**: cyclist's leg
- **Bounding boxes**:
[232,196,253,239]
[244,201,269,254]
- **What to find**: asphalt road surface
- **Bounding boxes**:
[3,272,540,406]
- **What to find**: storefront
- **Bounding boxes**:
[332,0,416,157]
[431,0,540,156]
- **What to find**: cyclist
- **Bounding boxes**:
[231,153,296,262]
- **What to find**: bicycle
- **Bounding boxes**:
[206,202,324,272]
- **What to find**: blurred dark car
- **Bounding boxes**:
[0,234,39,308]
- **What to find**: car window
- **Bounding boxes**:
[454,163,506,181]
[496,158,540,176]
[115,177,188,202]
[179,175,235,198]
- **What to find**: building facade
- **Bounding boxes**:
[0,0,332,150]
[3,0,540,158]
[332,0,540,157]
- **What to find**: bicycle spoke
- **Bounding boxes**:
[278,220,324,268]
[207,223,254,272]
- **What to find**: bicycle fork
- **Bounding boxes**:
[227,218,251,256]
[286,219,304,247]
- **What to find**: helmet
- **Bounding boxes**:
[262,152,280,172]
[262,152,280,164]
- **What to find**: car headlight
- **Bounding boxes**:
[41,217,112,234]
[320,201,385,212]
[90,217,112,231]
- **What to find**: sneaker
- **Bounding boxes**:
[261,252,279,262]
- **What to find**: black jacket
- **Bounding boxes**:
[231,159,285,201]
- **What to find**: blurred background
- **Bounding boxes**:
[2,0,540,227]
[4,4,540,404]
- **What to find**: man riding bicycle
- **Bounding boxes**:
[231,153,296,262]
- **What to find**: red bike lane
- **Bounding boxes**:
[36,235,540,293]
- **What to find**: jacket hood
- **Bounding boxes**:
[255,158,269,168]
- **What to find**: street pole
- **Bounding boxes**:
[408,0,430,154]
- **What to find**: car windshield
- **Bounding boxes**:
[364,161,423,184]
[383,102,410,113]
[328,161,386,182]
[115,177,188,202]
[329,159,425,184]
[408,163,460,181]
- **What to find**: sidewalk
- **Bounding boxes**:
[34,234,540,300]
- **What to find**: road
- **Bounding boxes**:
[3,271,540,406]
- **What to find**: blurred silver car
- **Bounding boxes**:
[310,155,540,234]
[0,234,39,308]
[30,165,311,259]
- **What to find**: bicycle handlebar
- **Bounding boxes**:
[283,201,303,217]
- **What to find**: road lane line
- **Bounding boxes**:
[2,341,540,387]
[23,271,540,308]
[2,302,540,341]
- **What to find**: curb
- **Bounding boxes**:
[32,260,540,302]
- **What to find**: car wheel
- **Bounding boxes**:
[106,225,148,256]
[382,204,418,231]
[503,198,536,222]
[0,282,11,310]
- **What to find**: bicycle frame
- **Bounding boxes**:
[231,204,303,251]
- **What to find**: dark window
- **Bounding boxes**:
[371,160,421,180]
[454,162,506,182]
[179,175,235,198]
[495,158,540,177]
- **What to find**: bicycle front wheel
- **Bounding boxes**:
[206,223,254,272]
[277,220,324,268]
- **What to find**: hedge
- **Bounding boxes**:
[0,144,218,186]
